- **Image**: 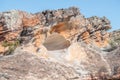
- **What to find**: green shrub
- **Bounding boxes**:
[2,39,20,55]
[109,40,117,49]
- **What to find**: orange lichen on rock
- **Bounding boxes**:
[33,28,47,47]
[0,44,5,54]
[50,22,70,34]
[50,22,70,40]
[81,31,91,44]
[0,28,21,54]
[49,22,80,41]
[0,24,4,34]
[22,16,40,27]
[102,38,109,47]
[93,31,109,47]
[102,33,109,47]
[4,31,21,42]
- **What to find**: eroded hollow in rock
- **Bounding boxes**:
[43,33,70,51]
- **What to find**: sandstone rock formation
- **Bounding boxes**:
[0,7,120,80]
[0,7,111,54]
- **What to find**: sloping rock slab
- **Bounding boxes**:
[0,52,80,80]
[106,46,120,77]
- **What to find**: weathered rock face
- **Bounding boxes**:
[0,44,120,80]
[103,29,120,52]
[109,29,120,47]
[0,52,81,80]
[0,7,111,54]
[0,7,120,80]
[106,46,120,77]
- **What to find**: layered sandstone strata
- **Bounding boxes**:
[0,7,111,54]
